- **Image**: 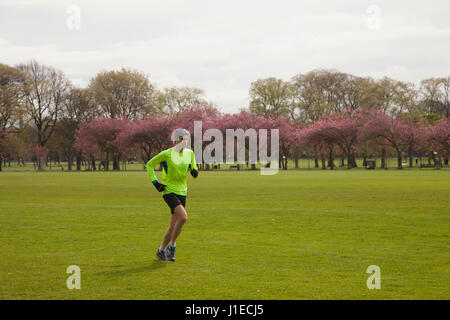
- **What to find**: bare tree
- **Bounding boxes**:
[50,88,97,170]
[16,60,71,170]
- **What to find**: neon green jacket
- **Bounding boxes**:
[146,147,198,196]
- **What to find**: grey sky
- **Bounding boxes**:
[1,0,449,113]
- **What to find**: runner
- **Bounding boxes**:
[146,129,199,261]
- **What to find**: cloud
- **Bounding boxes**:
[0,0,450,113]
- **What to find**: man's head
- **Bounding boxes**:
[171,128,190,150]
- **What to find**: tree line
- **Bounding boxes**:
[0,60,448,171]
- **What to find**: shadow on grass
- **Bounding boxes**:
[95,259,167,277]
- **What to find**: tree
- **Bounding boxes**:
[89,68,158,119]
[249,77,294,119]
[16,60,71,170]
[291,71,330,123]
[440,77,450,118]
[265,115,298,170]
[298,121,334,169]
[116,116,172,163]
[0,128,26,170]
[292,70,379,121]
[214,112,262,170]
[339,75,378,112]
[300,109,372,169]
[0,126,7,171]
[52,88,97,170]
[0,63,27,127]
[159,86,214,115]
[428,118,450,166]
[362,111,425,169]
[420,77,449,118]
[75,118,128,171]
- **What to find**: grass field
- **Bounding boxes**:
[0,169,449,299]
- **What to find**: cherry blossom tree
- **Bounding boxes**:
[298,109,372,169]
[298,121,337,169]
[427,118,450,166]
[361,111,425,169]
[75,117,128,171]
[116,116,173,163]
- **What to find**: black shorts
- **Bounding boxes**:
[163,193,186,214]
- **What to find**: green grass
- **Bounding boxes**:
[0,169,449,299]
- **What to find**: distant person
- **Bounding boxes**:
[146,128,199,262]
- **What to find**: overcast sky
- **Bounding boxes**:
[1,0,449,113]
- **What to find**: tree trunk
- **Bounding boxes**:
[381,148,386,169]
[105,153,109,171]
[113,154,120,171]
[347,153,352,169]
[76,153,82,171]
[328,148,335,170]
[321,155,326,170]
[38,157,45,171]
[314,157,319,168]
[435,154,443,169]
[91,155,96,171]
[340,156,345,167]
[0,157,2,171]
[67,158,73,171]
[294,156,299,169]
[351,153,357,168]
[397,152,403,169]
[408,146,413,168]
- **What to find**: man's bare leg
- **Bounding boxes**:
[161,213,179,249]
[170,205,188,245]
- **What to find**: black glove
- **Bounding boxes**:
[190,169,199,178]
[152,180,166,192]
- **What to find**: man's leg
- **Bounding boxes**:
[161,213,179,249]
[170,204,188,244]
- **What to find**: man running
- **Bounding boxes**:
[146,128,199,261]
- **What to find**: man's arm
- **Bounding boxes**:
[190,150,199,178]
[146,150,168,191]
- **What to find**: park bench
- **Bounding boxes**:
[365,159,376,169]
